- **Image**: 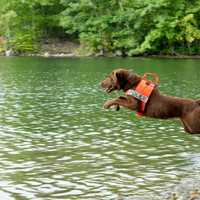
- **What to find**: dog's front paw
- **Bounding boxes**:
[103,100,119,111]
[103,100,114,109]
[103,101,111,109]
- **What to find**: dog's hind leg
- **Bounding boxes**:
[181,119,193,133]
[181,108,200,134]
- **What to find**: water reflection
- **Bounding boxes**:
[0,57,199,199]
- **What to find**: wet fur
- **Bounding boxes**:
[101,69,200,134]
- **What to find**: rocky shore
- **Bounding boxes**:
[1,38,200,58]
[164,178,200,200]
[113,178,200,200]
[0,38,81,58]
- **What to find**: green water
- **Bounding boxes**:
[0,57,200,200]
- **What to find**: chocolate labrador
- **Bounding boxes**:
[101,69,200,134]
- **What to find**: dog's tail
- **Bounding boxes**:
[196,99,200,105]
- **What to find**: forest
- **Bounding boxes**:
[0,0,200,56]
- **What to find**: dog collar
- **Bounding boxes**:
[126,73,157,117]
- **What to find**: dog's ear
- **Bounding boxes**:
[111,70,121,90]
[114,69,131,82]
[108,69,127,90]
[112,69,131,90]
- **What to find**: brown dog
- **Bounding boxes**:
[101,68,200,134]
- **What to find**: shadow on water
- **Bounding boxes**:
[0,57,199,199]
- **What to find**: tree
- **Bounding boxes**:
[59,0,200,56]
[1,0,200,55]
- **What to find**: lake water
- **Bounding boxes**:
[0,56,200,200]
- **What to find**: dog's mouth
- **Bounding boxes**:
[103,86,114,93]
[101,80,117,93]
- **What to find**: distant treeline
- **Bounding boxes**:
[1,0,200,56]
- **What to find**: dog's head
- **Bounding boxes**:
[101,68,140,93]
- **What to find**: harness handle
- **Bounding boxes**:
[142,73,160,84]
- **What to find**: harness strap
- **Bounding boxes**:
[135,80,155,116]
[126,73,158,117]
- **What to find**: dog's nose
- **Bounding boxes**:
[100,81,105,88]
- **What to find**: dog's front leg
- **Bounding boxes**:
[104,96,138,111]
[103,98,121,110]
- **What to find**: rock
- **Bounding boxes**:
[115,50,123,56]
[40,38,79,56]
[166,178,200,200]
[43,52,50,57]
[5,49,13,56]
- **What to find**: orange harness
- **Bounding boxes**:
[126,73,159,117]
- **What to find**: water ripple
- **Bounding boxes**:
[0,57,200,199]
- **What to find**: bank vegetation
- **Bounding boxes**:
[1,0,200,56]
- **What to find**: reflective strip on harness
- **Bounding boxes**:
[126,79,156,116]
[126,89,148,103]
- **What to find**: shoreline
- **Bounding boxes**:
[1,39,200,59]
[1,53,200,59]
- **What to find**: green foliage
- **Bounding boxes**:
[59,0,200,55]
[10,31,39,53]
[59,0,139,55]
[0,0,63,53]
[1,0,200,55]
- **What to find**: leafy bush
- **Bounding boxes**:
[10,32,39,53]
[59,0,200,56]
[0,0,63,53]
[1,0,200,55]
